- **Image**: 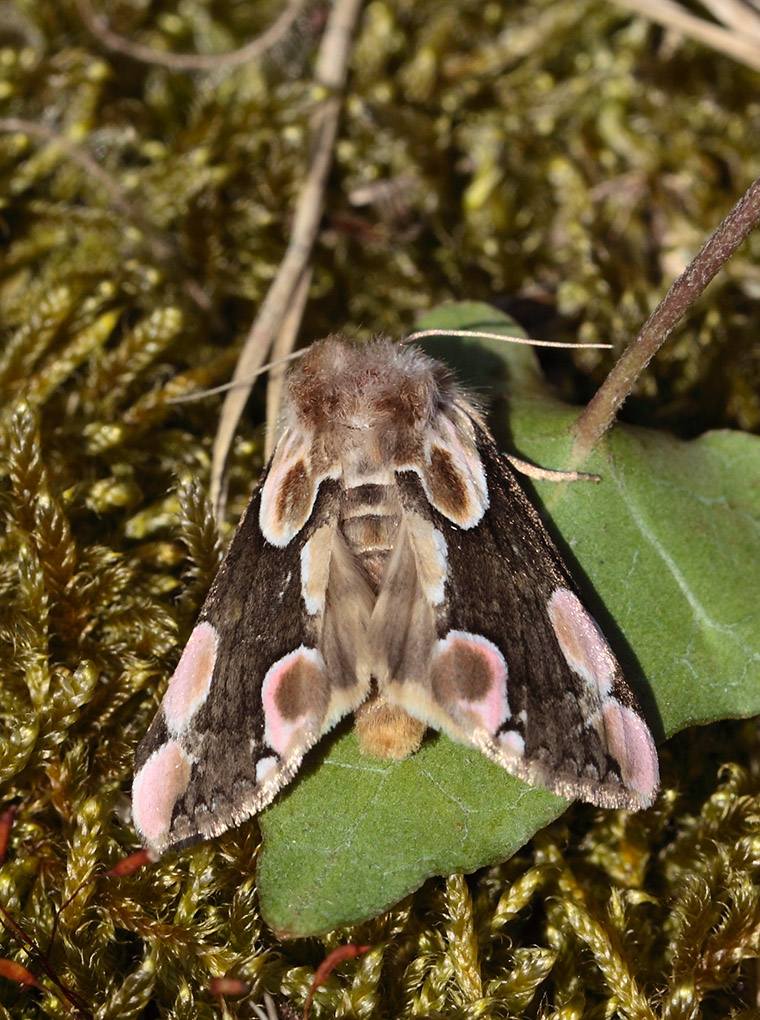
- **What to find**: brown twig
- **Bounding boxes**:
[609,0,760,72]
[210,0,366,516]
[571,172,760,463]
[75,0,306,72]
[700,0,760,41]
[265,263,314,458]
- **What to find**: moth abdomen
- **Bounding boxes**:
[339,482,403,588]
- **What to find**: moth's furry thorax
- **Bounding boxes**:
[285,337,463,433]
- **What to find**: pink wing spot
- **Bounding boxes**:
[602,702,659,805]
[132,741,192,851]
[548,588,617,697]
[261,646,327,756]
[163,621,218,735]
[430,631,510,733]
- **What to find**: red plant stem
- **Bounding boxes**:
[0,805,18,866]
[0,957,39,989]
[302,944,370,1020]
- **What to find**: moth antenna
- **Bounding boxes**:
[167,349,306,405]
[174,330,608,407]
[171,330,608,408]
[403,327,612,350]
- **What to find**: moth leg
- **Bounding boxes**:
[505,453,600,483]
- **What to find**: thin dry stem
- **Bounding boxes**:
[210,0,365,517]
[571,171,760,464]
[75,0,306,71]
[265,264,314,458]
[609,0,760,72]
[700,0,760,41]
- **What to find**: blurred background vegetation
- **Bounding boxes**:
[0,1,759,1017]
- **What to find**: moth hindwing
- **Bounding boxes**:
[133,337,659,854]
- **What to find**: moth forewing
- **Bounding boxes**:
[133,336,659,855]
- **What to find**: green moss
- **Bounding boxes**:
[0,1,759,1016]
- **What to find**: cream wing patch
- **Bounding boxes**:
[300,524,335,615]
[417,410,489,528]
[260,427,340,547]
[404,513,448,606]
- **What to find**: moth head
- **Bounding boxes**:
[285,337,459,434]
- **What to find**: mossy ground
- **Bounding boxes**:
[0,1,759,1017]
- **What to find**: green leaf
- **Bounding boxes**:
[257,302,760,936]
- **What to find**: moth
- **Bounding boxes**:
[132,337,659,855]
